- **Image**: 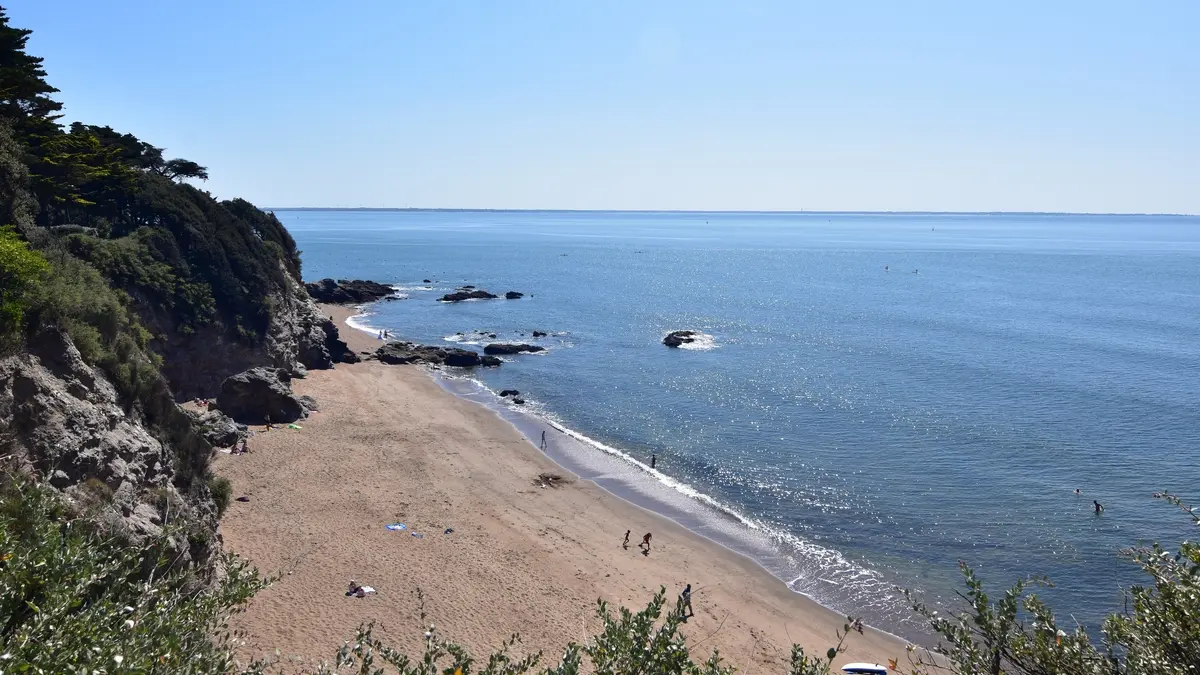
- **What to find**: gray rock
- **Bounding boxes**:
[215,367,308,424]
[505,291,524,299]
[0,329,216,561]
[191,409,246,448]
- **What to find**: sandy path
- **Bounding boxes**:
[215,306,907,672]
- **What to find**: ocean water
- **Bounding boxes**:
[281,209,1200,639]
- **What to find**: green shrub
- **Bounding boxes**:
[0,225,48,347]
[0,478,267,673]
[208,475,232,517]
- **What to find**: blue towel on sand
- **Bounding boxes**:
[385,523,406,531]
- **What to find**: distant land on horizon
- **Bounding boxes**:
[267,207,1196,217]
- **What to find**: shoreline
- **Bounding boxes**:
[215,304,909,671]
[331,302,918,642]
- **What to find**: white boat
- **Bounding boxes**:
[841,664,888,675]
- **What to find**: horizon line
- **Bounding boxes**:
[264,207,1197,217]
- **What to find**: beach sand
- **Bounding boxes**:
[215,304,908,672]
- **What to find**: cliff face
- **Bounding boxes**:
[144,265,341,401]
[0,329,217,565]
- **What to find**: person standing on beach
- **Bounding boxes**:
[679,583,694,620]
[622,530,630,549]
[1094,500,1104,514]
[640,532,652,553]
[540,430,547,450]
[650,454,657,469]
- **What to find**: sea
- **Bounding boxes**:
[279,209,1200,640]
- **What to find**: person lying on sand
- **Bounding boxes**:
[346,580,376,598]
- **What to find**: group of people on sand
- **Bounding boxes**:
[622,529,653,555]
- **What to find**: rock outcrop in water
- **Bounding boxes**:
[484,343,546,355]
[305,278,395,304]
[375,342,501,368]
[505,291,524,299]
[662,330,698,348]
[439,289,499,302]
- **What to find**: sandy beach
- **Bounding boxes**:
[215,304,907,672]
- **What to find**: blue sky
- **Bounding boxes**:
[10,1,1199,212]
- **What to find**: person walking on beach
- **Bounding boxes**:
[540,430,547,450]
[640,532,652,553]
[650,454,657,469]
[678,583,694,620]
[622,530,630,549]
[1094,500,1104,514]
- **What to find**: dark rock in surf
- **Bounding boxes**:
[505,291,524,299]
[481,355,502,367]
[662,331,697,348]
[512,398,526,405]
[483,343,546,355]
[531,331,547,338]
[499,390,520,397]
[305,278,394,304]
[439,290,498,302]
[374,342,494,369]
[423,279,432,283]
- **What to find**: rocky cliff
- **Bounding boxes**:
[144,265,347,401]
[0,329,218,566]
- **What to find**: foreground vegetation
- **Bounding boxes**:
[2,475,1198,674]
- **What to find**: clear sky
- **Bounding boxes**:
[9,1,1199,213]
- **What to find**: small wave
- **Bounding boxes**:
[391,286,433,292]
[345,307,383,336]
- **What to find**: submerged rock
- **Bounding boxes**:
[438,289,498,302]
[483,343,546,355]
[531,330,547,338]
[662,331,697,348]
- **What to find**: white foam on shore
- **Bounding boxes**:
[345,306,383,336]
[431,371,913,632]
